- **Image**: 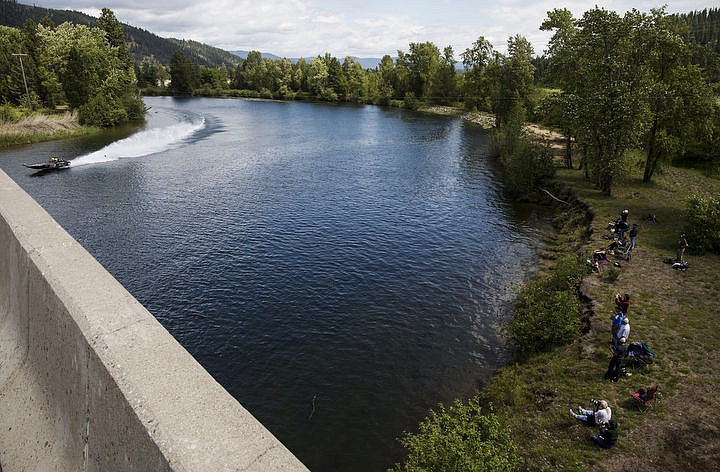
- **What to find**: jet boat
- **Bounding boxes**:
[23,156,71,170]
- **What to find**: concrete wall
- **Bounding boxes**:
[0,170,309,472]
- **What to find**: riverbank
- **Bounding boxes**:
[481,162,720,468]
[418,103,720,470]
[0,111,98,147]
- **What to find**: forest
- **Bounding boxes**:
[1,4,719,192]
[0,7,144,127]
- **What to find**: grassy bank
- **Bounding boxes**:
[0,111,99,148]
[482,164,720,470]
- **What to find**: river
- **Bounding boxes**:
[0,96,549,471]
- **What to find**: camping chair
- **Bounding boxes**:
[630,386,660,412]
[626,341,656,371]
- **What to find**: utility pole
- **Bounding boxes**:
[11,53,32,111]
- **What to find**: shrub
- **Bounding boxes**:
[507,280,581,354]
[603,267,620,283]
[546,255,587,291]
[403,92,420,110]
[0,104,25,122]
[494,104,555,198]
[684,193,720,254]
[391,399,518,472]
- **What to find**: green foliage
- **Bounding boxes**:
[391,399,518,472]
[0,103,26,122]
[684,193,720,254]
[507,255,584,354]
[403,91,420,110]
[495,105,555,198]
[602,267,620,283]
[31,20,144,127]
[80,93,127,127]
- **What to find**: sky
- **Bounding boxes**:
[34,1,718,58]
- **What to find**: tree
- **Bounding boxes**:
[342,56,365,102]
[391,398,518,472]
[169,49,199,94]
[541,7,648,194]
[405,41,441,100]
[638,8,717,182]
[485,35,535,127]
[431,46,457,105]
[97,7,131,67]
[461,36,494,111]
[376,54,396,103]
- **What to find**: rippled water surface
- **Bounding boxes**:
[0,97,548,471]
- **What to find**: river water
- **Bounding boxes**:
[0,96,548,471]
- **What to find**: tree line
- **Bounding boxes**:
[0,8,144,127]
[1,5,718,196]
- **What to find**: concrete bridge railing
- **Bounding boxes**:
[0,170,309,471]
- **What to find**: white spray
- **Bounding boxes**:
[70,117,205,167]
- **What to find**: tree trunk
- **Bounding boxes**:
[643,118,660,183]
[564,134,573,169]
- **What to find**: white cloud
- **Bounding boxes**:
[34,0,715,58]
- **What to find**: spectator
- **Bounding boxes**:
[570,400,612,426]
[604,337,628,382]
[591,419,619,449]
[629,224,639,250]
[610,306,625,344]
[614,293,630,314]
[676,234,688,263]
[616,317,630,344]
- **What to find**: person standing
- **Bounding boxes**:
[614,293,630,314]
[610,306,625,345]
[629,224,639,250]
[604,337,628,382]
[617,318,630,344]
[676,234,689,263]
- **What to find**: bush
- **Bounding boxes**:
[403,92,420,110]
[507,279,581,354]
[494,104,555,198]
[603,267,620,283]
[546,255,587,291]
[391,399,518,472]
[684,193,720,254]
[0,104,26,122]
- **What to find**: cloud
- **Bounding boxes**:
[34,0,714,58]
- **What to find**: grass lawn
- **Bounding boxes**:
[482,163,720,471]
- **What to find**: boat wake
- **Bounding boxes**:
[70,117,205,167]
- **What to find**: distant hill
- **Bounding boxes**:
[231,50,383,69]
[677,8,720,54]
[0,0,241,67]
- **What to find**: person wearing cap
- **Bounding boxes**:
[620,209,629,223]
[616,317,630,345]
[604,337,628,382]
[570,400,612,426]
[610,306,625,345]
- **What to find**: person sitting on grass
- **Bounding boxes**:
[592,249,609,272]
[570,399,612,426]
[591,419,618,449]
